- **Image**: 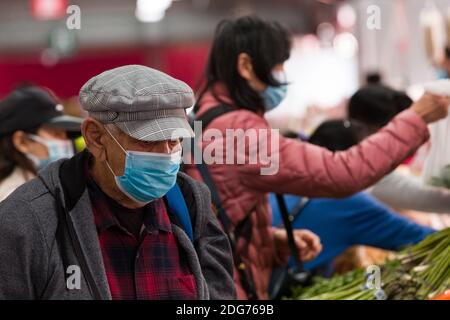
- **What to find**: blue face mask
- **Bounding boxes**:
[261,71,288,111]
[27,135,75,170]
[105,128,181,204]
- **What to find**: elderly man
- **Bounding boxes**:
[0,65,235,300]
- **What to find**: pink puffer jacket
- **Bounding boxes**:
[184,84,430,300]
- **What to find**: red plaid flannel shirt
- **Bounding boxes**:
[87,177,197,300]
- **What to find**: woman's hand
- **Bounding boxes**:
[273,228,322,262]
[411,92,450,124]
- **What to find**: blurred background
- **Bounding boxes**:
[0,0,449,132]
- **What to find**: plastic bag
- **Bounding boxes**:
[422,80,450,186]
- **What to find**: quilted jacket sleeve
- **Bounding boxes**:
[240,109,430,198]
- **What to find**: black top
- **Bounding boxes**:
[86,171,145,240]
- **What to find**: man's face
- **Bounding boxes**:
[103,124,181,177]
[81,118,182,207]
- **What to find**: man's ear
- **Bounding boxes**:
[12,130,31,154]
[81,118,108,161]
[237,52,255,81]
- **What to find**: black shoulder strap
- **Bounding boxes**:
[196,104,236,131]
[275,194,305,271]
[192,103,258,299]
[289,197,310,223]
[193,103,237,233]
[37,175,102,300]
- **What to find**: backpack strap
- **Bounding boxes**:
[275,195,310,273]
[195,104,236,131]
[165,183,194,243]
[193,103,237,232]
[270,195,312,299]
[289,197,310,223]
[192,104,258,299]
[37,175,102,299]
[275,194,303,268]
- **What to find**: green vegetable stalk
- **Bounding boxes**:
[289,228,450,300]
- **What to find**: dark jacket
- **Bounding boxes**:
[0,151,235,300]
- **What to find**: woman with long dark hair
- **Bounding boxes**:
[185,16,449,299]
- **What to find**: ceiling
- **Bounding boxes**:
[0,0,345,51]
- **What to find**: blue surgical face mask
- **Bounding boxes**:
[105,127,181,204]
[27,135,75,170]
[261,71,288,111]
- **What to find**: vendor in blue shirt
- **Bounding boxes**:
[270,119,435,276]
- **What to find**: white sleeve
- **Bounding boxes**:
[369,171,450,213]
[422,115,450,184]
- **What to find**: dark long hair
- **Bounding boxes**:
[348,85,412,130]
[0,130,38,182]
[195,15,292,113]
[309,119,369,151]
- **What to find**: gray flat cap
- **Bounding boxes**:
[79,65,195,141]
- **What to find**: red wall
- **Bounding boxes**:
[0,43,210,99]
[160,43,210,92]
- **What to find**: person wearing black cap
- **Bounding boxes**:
[0,86,83,201]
